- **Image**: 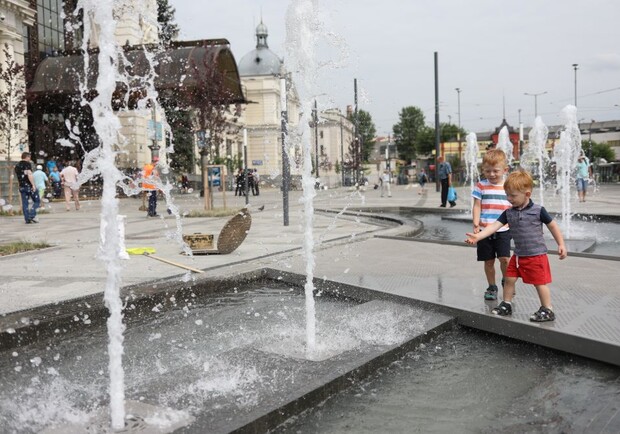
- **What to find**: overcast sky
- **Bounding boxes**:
[171,0,620,136]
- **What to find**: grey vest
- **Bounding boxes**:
[505,203,548,257]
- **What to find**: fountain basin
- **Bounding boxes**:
[0,271,454,433]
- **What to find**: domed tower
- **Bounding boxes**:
[238,20,283,77]
[238,20,299,181]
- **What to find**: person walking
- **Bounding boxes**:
[60,161,80,211]
[576,154,593,202]
[14,152,40,224]
[466,170,567,322]
[252,169,260,196]
[49,166,62,198]
[471,150,512,301]
[438,156,456,207]
[142,157,160,217]
[417,168,428,195]
[33,165,49,200]
[380,170,392,197]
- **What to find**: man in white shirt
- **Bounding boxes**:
[60,162,80,211]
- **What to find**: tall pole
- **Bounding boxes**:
[455,87,462,162]
[572,64,579,106]
[434,52,440,192]
[149,103,160,161]
[243,129,249,205]
[340,117,344,187]
[524,91,547,118]
[518,108,524,158]
[313,99,319,180]
[280,78,290,226]
[354,78,359,185]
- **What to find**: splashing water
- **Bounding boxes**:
[285,0,321,356]
[522,117,550,205]
[553,105,583,237]
[464,132,480,201]
[76,0,126,428]
[496,126,514,167]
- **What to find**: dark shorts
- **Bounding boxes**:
[477,230,511,261]
[506,254,552,285]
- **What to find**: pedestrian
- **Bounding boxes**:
[60,161,80,211]
[247,169,255,196]
[181,173,190,193]
[235,169,244,196]
[417,168,428,195]
[142,157,160,217]
[14,152,40,224]
[576,153,593,202]
[471,149,512,301]
[380,170,391,197]
[49,166,62,198]
[438,156,456,207]
[252,169,260,196]
[33,165,49,200]
[465,170,567,322]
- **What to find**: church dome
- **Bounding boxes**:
[238,20,282,76]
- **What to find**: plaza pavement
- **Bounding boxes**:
[1,182,619,366]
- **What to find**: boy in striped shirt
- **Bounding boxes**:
[471,150,512,300]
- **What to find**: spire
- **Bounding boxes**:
[256,20,269,49]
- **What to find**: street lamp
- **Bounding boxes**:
[455,87,462,159]
[524,91,547,118]
[572,64,579,106]
[313,99,319,180]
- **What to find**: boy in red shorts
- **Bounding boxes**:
[465,170,567,322]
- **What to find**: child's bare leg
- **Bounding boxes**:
[534,284,552,308]
[484,259,496,285]
[502,277,517,302]
[498,257,509,279]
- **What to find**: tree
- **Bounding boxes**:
[157,0,179,47]
[0,44,27,162]
[392,106,426,162]
[348,109,377,162]
[589,141,616,163]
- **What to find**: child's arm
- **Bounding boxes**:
[472,198,482,233]
[465,220,503,245]
[546,220,568,259]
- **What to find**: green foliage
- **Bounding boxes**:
[165,107,195,173]
[334,160,341,174]
[348,109,377,162]
[588,141,616,162]
[157,0,179,47]
[440,122,467,143]
[0,43,27,162]
[392,106,426,161]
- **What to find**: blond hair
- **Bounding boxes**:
[504,170,533,193]
[482,149,507,168]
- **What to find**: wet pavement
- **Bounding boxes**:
[1,182,619,366]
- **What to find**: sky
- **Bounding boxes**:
[170,0,620,136]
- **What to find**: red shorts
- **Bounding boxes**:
[506,254,552,285]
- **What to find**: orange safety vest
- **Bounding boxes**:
[142,163,157,190]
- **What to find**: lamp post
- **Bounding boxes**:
[455,87,462,160]
[243,128,249,205]
[197,129,211,210]
[572,64,579,106]
[280,78,290,226]
[313,99,319,180]
[148,103,160,162]
[524,91,547,118]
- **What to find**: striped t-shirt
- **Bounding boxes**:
[472,179,511,232]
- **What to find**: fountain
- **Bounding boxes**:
[496,126,514,167]
[553,105,583,237]
[2,2,620,433]
[521,116,550,205]
[464,132,480,208]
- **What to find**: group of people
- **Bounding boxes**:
[14,152,82,224]
[235,168,260,197]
